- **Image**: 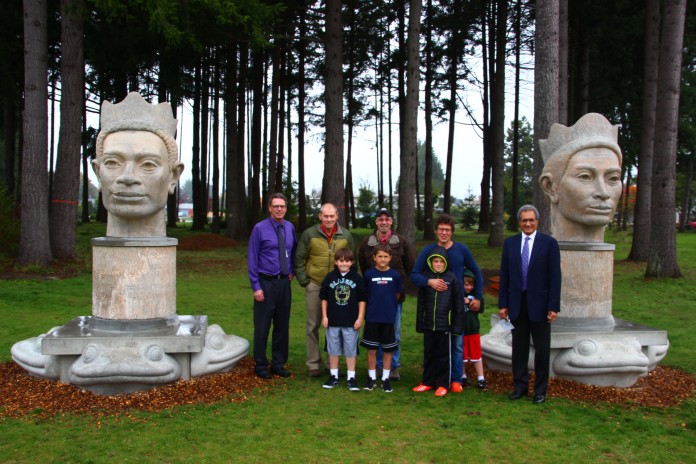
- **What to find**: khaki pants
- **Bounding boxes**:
[304,281,324,371]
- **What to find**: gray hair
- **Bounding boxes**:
[517,204,539,222]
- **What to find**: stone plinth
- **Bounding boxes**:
[92,237,177,320]
[557,242,615,330]
[481,314,669,387]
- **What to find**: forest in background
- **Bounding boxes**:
[0,0,693,278]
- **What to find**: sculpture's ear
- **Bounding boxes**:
[169,162,184,194]
[540,174,558,203]
[91,159,101,178]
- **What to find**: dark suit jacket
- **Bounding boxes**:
[498,232,561,323]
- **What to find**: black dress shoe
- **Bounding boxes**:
[508,391,528,400]
[271,367,291,377]
[255,369,271,379]
[533,394,546,404]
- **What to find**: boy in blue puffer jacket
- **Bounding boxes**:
[411,246,465,397]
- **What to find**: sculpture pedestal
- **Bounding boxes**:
[481,241,670,388]
[92,237,177,321]
[556,242,615,329]
[11,236,249,396]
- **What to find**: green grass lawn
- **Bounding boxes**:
[0,223,694,463]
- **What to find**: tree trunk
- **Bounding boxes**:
[211,50,221,234]
[297,11,308,231]
[629,0,660,261]
[3,97,17,196]
[267,42,280,198]
[443,0,461,216]
[200,56,210,225]
[423,0,434,240]
[680,154,694,231]
[50,0,84,260]
[508,0,522,232]
[80,104,90,223]
[192,62,205,230]
[17,0,52,266]
[646,0,686,278]
[487,0,507,248]
[557,0,569,125]
[478,5,491,234]
[226,42,248,240]
[532,0,559,234]
[397,0,420,244]
[250,49,264,227]
[322,0,345,220]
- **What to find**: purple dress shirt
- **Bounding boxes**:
[248,217,297,292]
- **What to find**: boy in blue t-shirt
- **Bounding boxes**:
[361,243,403,393]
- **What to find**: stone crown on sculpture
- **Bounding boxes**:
[539,112,622,167]
[100,92,177,139]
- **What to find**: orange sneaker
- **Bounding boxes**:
[412,384,433,392]
[450,382,463,393]
[435,387,448,397]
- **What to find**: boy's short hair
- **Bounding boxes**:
[334,247,354,262]
[463,275,475,285]
[372,243,392,256]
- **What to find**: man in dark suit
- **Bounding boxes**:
[498,205,561,404]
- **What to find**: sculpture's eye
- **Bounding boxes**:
[83,344,100,363]
[208,334,225,350]
[146,345,164,362]
[575,340,597,356]
[102,157,122,169]
[606,173,621,184]
[140,159,160,172]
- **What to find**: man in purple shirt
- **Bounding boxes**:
[248,193,297,379]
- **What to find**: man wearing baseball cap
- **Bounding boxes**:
[358,208,415,380]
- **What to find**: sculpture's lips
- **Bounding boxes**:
[588,206,612,212]
[112,191,145,199]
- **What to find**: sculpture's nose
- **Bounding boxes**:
[594,179,610,200]
[116,162,140,185]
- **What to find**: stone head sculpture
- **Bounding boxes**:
[92,92,184,237]
[539,113,623,242]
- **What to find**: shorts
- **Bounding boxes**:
[463,333,482,362]
[326,326,359,357]
[360,322,398,352]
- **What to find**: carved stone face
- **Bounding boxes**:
[94,130,180,221]
[545,147,622,241]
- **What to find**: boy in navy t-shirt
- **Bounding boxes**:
[361,243,403,392]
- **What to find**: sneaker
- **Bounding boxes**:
[322,375,339,389]
[461,377,470,388]
[363,378,377,391]
[389,367,400,381]
[435,387,448,397]
[450,381,463,393]
[478,379,488,391]
[347,377,360,391]
[382,378,393,393]
[412,384,433,392]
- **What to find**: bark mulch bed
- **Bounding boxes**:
[1,357,693,420]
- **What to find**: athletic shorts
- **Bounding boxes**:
[360,322,398,352]
[463,333,482,362]
[326,326,359,357]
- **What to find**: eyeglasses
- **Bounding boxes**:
[436,227,452,233]
[270,204,287,209]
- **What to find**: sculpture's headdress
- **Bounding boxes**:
[99,92,177,138]
[539,113,622,167]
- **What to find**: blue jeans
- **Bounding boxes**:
[377,303,402,369]
[451,334,464,382]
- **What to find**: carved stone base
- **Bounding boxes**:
[11,316,249,396]
[481,315,669,388]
